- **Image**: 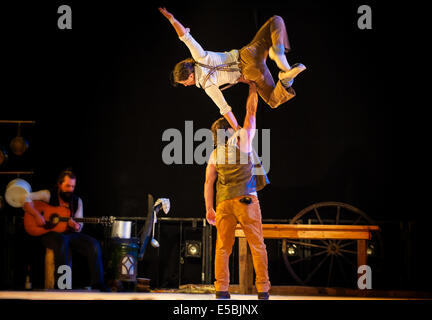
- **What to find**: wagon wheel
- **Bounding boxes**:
[282,202,383,288]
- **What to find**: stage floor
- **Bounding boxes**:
[0,290,429,300]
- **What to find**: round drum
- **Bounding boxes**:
[5,178,32,208]
[10,136,29,156]
[106,237,139,283]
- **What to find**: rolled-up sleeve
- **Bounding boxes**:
[179,29,207,60]
[204,86,232,115]
[74,198,84,232]
[25,190,51,203]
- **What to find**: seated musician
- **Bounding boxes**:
[23,169,108,291]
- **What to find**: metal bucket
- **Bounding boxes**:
[111,221,132,239]
[4,178,32,208]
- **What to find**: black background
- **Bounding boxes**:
[1,0,424,292]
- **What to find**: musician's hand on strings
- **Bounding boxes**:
[68,218,81,232]
[206,208,217,226]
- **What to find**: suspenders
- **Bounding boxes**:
[194,61,241,91]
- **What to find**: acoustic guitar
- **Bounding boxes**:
[24,200,112,236]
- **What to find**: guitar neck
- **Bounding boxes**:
[58,217,103,224]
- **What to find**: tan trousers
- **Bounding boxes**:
[239,15,296,108]
[214,195,270,292]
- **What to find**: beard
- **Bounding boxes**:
[59,191,73,202]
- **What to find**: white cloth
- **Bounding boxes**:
[179,30,241,115]
[154,198,170,214]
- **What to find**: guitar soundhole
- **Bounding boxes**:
[44,213,60,230]
[51,215,60,225]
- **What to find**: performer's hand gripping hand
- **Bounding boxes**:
[227,127,242,147]
[206,208,217,226]
[249,81,257,91]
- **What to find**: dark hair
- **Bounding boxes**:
[211,117,231,147]
[170,58,195,87]
[57,168,76,185]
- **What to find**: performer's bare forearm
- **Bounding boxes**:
[170,18,187,37]
[243,83,258,131]
[204,157,217,211]
[204,181,214,211]
[23,202,39,218]
[224,111,240,131]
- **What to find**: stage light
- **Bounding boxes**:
[185,240,201,258]
[367,243,375,256]
[287,244,297,256]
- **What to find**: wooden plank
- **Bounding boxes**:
[235,228,372,239]
[235,224,379,240]
[239,229,371,240]
[236,224,380,231]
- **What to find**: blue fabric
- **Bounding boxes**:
[272,43,286,55]
[281,78,294,88]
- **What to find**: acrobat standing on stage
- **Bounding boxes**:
[159,7,306,132]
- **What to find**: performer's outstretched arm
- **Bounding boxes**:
[159,7,188,38]
[238,82,258,152]
[160,7,240,132]
[160,7,206,61]
[224,111,239,131]
[243,82,258,134]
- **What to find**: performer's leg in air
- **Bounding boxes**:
[239,15,306,108]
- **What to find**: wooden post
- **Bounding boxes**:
[238,238,254,294]
[45,248,55,289]
[357,240,367,273]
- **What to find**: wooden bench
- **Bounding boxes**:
[234,224,380,294]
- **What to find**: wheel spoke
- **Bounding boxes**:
[282,252,304,285]
[314,207,323,224]
[304,253,329,283]
[336,254,348,283]
[289,249,328,265]
[338,248,357,255]
[336,239,355,247]
[352,215,363,225]
[338,240,356,249]
[285,239,328,250]
[320,239,331,246]
[337,250,357,269]
[327,254,334,287]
